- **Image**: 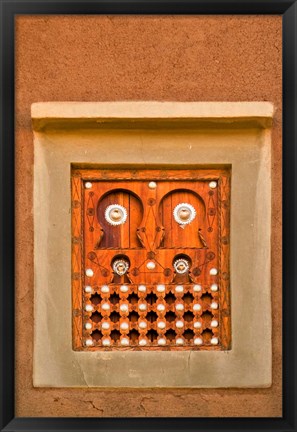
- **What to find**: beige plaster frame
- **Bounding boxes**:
[32,102,273,388]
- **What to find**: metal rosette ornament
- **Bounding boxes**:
[112,259,130,276]
[173,258,190,274]
[173,203,196,228]
[105,204,127,226]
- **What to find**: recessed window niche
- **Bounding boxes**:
[32,101,273,388]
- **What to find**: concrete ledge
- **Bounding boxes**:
[31,101,274,130]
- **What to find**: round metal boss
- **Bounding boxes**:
[105,204,127,226]
[112,259,129,276]
[173,258,190,274]
[173,203,196,225]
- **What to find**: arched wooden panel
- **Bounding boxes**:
[97,189,143,249]
[158,189,207,249]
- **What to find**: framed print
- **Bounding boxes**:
[0,0,296,431]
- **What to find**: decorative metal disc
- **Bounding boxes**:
[105,204,127,226]
[173,203,196,225]
[112,259,129,276]
[173,258,190,274]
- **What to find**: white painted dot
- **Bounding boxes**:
[158,338,166,346]
[102,338,110,346]
[209,181,217,189]
[121,337,129,346]
[148,181,157,189]
[139,338,147,346]
[146,261,156,270]
[138,285,146,292]
[120,303,129,312]
[84,285,92,293]
[194,321,202,329]
[176,338,184,345]
[139,303,147,311]
[85,182,92,189]
[85,304,93,312]
[210,268,218,276]
[193,284,202,292]
[85,338,94,347]
[85,268,94,277]
[101,303,110,311]
[210,283,218,292]
[120,285,129,293]
[157,304,165,312]
[157,321,166,329]
[175,285,184,293]
[120,322,129,330]
[211,320,219,328]
[175,303,184,311]
[101,285,109,293]
[211,337,219,345]
[211,301,218,310]
[194,337,203,345]
[101,322,110,330]
[176,320,184,328]
[193,303,202,312]
[85,322,92,330]
[157,284,165,292]
[139,321,147,329]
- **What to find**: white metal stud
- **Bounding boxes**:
[120,303,129,312]
[101,285,109,293]
[157,321,166,329]
[146,261,156,270]
[157,284,165,292]
[210,268,218,276]
[85,268,94,277]
[176,320,184,328]
[211,320,219,327]
[194,337,203,345]
[211,337,219,345]
[148,181,157,189]
[175,285,184,293]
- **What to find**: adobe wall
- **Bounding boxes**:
[15,15,282,417]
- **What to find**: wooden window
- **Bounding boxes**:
[72,168,231,350]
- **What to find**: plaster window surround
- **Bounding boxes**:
[32,101,273,388]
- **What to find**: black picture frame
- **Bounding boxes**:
[0,1,296,431]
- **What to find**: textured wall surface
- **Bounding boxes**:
[15,15,282,417]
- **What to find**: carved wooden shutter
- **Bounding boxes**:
[72,168,231,350]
